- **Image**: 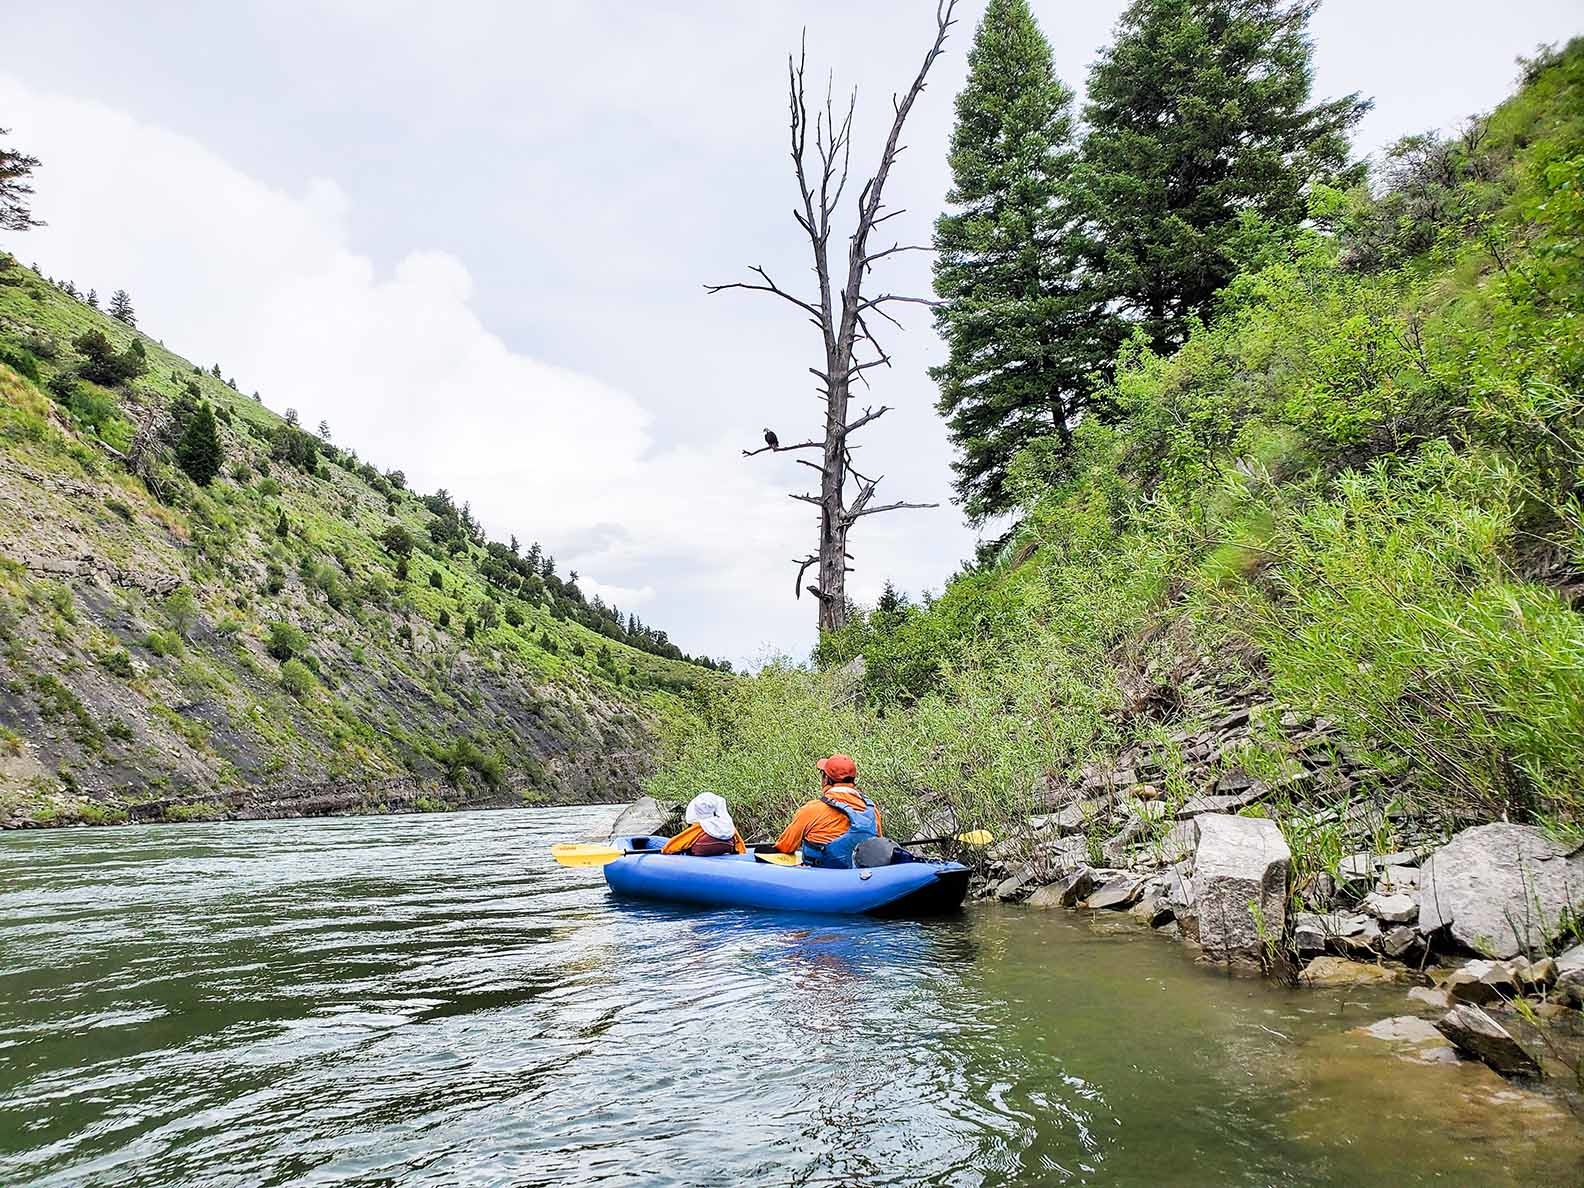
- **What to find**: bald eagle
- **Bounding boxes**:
[763,428,779,449]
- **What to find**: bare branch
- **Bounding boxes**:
[793,555,819,599]
[789,492,823,507]
[856,292,940,314]
[848,499,939,521]
[704,265,822,319]
[845,405,891,434]
[795,458,828,475]
[742,439,823,457]
[864,242,933,267]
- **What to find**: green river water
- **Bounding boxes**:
[1,807,1581,1186]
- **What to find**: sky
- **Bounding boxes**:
[2,1,1578,667]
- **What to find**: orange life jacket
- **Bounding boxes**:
[773,783,883,853]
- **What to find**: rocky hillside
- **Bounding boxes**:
[0,257,719,826]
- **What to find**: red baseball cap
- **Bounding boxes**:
[816,754,857,782]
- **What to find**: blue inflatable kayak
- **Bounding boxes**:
[602,835,971,916]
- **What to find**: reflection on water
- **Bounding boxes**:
[0,808,1579,1186]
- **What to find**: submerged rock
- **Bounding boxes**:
[1417,823,1584,958]
[1194,814,1290,962]
[1300,956,1403,987]
[1355,1016,1460,1065]
[1434,1005,1542,1078]
[1408,985,1453,1011]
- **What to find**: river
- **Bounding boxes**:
[1,807,1579,1186]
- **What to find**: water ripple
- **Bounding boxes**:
[4,809,1582,1186]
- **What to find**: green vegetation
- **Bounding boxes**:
[655,40,1584,846]
[174,401,222,485]
[0,140,721,819]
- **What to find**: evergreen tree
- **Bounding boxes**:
[1081,0,1368,350]
[931,0,1106,521]
[276,509,289,539]
[175,402,222,486]
[0,129,43,231]
[108,289,136,326]
[85,288,99,308]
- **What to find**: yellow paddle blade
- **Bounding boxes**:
[755,851,802,866]
[956,829,994,847]
[550,843,623,867]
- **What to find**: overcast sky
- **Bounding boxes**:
[2,1,1578,666]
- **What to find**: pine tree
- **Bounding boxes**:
[108,289,136,326]
[85,288,99,309]
[175,402,222,486]
[0,129,43,231]
[1081,0,1368,351]
[931,0,1107,522]
[276,509,289,539]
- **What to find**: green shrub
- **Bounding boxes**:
[143,628,184,658]
[380,524,415,558]
[264,563,286,595]
[0,346,40,381]
[164,587,199,638]
[429,569,443,590]
[98,648,135,677]
[435,736,504,787]
[266,620,307,661]
[280,657,316,698]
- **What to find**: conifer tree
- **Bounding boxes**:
[276,509,289,539]
[108,289,136,326]
[85,288,99,308]
[0,129,43,231]
[175,402,222,486]
[931,0,1107,522]
[1081,0,1368,351]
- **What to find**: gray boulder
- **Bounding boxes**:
[1381,925,1421,959]
[1418,823,1584,958]
[1555,943,1584,1006]
[1025,884,1066,909]
[1193,814,1290,962]
[599,795,673,840]
[1434,1004,1542,1078]
[1362,891,1419,924]
[1083,874,1144,911]
[1441,958,1519,1005]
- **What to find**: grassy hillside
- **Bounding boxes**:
[0,253,721,826]
[652,43,1584,859]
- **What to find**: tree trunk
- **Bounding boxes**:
[708,2,957,636]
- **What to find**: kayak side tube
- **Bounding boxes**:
[602,837,969,917]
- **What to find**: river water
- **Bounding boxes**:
[1,808,1580,1186]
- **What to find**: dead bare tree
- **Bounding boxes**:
[707,1,955,633]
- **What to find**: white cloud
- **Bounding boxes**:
[0,74,808,664]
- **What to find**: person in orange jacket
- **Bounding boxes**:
[772,754,883,868]
[661,791,746,856]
